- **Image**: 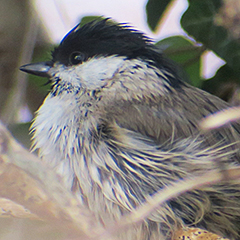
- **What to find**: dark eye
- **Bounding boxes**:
[69,51,85,65]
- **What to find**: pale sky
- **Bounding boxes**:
[33,0,225,78]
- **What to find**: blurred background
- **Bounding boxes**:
[0,0,240,147]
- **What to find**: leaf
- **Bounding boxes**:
[156,36,203,87]
[202,64,240,101]
[146,0,173,31]
[79,16,105,27]
[181,0,240,72]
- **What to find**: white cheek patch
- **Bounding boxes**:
[51,56,125,89]
[77,56,125,88]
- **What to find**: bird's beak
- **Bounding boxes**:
[19,61,53,77]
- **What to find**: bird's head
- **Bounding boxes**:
[20,18,182,99]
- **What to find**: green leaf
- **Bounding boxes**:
[156,36,204,87]
[202,64,240,101]
[146,0,173,31]
[79,16,105,27]
[181,0,240,72]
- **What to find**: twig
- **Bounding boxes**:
[200,106,240,130]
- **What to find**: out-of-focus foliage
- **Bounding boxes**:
[146,0,240,100]
[156,36,203,87]
[202,64,240,103]
[146,0,173,31]
[79,16,106,27]
[181,0,240,72]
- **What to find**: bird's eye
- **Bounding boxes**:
[69,51,85,65]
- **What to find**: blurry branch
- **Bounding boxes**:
[0,198,37,219]
[1,12,39,125]
[200,106,240,130]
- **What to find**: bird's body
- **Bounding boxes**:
[21,19,240,239]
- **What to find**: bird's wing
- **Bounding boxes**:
[104,83,240,147]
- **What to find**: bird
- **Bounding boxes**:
[20,18,240,240]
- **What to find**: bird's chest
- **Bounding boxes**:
[32,93,100,188]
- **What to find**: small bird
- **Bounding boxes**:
[20,19,240,240]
